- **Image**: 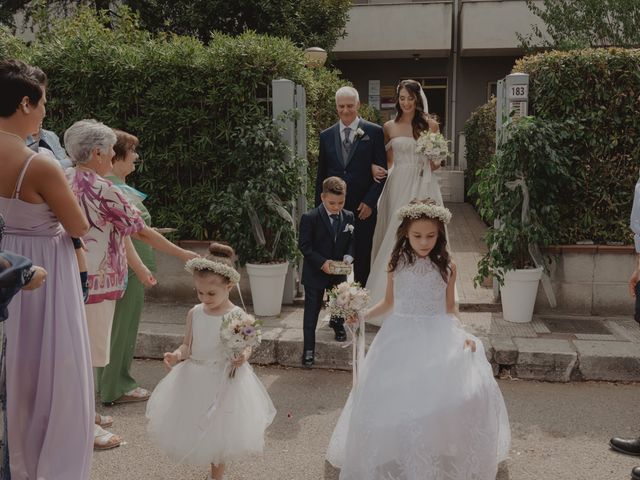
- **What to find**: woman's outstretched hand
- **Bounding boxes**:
[179,249,200,262]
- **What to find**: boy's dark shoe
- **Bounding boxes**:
[610,437,640,456]
[302,350,314,368]
[329,318,347,342]
[632,466,640,480]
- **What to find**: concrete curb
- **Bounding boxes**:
[135,328,359,370]
[135,327,640,382]
[135,305,640,382]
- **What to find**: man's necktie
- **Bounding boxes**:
[343,127,352,153]
[330,214,340,240]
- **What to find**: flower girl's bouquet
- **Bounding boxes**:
[220,309,262,378]
[326,282,370,386]
[415,131,451,170]
[326,281,370,326]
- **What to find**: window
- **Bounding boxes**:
[413,77,448,135]
[487,81,497,101]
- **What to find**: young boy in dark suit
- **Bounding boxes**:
[299,176,355,367]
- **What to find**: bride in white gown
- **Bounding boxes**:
[327,201,510,480]
[367,80,444,326]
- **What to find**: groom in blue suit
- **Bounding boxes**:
[315,86,386,285]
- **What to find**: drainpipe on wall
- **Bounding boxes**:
[450,0,459,169]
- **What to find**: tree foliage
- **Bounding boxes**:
[469,48,640,246]
[519,0,640,50]
[1,0,352,50]
[472,117,573,282]
[463,97,495,205]
[0,7,351,263]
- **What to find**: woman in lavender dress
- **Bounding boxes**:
[0,214,48,479]
[0,59,93,479]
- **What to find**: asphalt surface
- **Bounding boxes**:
[90,360,640,480]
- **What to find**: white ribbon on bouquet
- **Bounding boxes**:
[343,312,366,388]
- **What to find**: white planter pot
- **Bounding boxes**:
[500,267,543,323]
[246,261,289,316]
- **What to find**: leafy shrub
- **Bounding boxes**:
[513,48,640,244]
[469,48,640,245]
[0,7,349,263]
[463,97,496,206]
[473,116,573,283]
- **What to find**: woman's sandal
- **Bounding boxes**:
[95,413,113,428]
[112,387,150,404]
[94,425,121,451]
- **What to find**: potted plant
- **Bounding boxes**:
[215,118,302,316]
[472,116,572,323]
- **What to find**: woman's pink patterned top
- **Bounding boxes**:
[67,168,145,304]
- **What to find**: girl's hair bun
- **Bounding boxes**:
[208,242,235,260]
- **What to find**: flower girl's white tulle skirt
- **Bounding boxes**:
[146,360,276,466]
[327,312,510,480]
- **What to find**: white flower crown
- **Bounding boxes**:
[396,203,452,224]
[185,258,241,284]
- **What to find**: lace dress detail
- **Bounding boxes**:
[327,259,511,480]
[393,257,447,317]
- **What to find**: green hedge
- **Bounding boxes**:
[513,48,640,244]
[0,8,351,263]
[463,97,496,205]
[470,48,640,245]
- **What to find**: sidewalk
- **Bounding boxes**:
[136,303,640,382]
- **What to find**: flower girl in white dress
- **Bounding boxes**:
[146,243,276,480]
[327,200,510,480]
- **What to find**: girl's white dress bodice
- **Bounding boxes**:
[189,304,226,363]
[392,256,447,316]
[327,258,510,480]
[146,305,275,466]
[366,137,444,324]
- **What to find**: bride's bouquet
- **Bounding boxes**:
[415,131,451,168]
[220,309,262,378]
[326,281,370,326]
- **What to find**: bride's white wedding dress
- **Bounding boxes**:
[327,257,510,480]
[367,136,443,325]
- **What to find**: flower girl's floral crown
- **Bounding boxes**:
[396,201,452,224]
[185,258,241,284]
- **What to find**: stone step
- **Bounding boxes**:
[134,303,640,382]
[135,303,374,370]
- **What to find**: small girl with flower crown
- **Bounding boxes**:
[327,199,510,480]
[146,243,276,480]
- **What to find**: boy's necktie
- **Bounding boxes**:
[330,214,340,240]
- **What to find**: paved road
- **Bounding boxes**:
[91,361,640,480]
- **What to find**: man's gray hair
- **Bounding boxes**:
[64,119,116,166]
[335,86,359,104]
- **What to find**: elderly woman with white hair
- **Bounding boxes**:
[65,119,155,450]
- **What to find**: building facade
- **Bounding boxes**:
[332,0,545,200]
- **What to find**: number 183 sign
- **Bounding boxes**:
[509,84,528,100]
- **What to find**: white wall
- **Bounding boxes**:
[333,2,453,58]
[460,0,548,55]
